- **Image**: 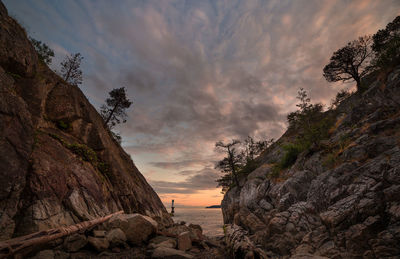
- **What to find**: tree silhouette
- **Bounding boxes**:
[29,37,54,65]
[371,16,400,68]
[60,53,83,86]
[323,36,373,91]
[215,140,242,188]
[100,87,133,129]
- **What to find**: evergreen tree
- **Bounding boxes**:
[60,53,83,86]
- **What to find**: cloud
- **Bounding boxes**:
[150,167,220,194]
[4,0,400,204]
[150,159,207,170]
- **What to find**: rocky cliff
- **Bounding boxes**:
[0,2,171,241]
[222,67,400,256]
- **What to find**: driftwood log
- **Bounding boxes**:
[224,224,268,259]
[0,210,124,258]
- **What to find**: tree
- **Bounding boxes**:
[323,36,373,91]
[29,37,54,65]
[100,87,133,129]
[372,16,400,53]
[215,140,242,188]
[371,16,400,68]
[287,88,323,130]
[242,136,272,162]
[60,53,83,86]
[287,88,327,148]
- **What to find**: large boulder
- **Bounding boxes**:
[108,213,158,245]
[148,236,177,249]
[63,234,87,252]
[87,236,109,252]
[105,228,127,247]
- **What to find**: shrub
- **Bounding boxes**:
[6,71,22,80]
[47,133,111,177]
[56,120,70,130]
[280,144,301,169]
[323,153,337,169]
[67,143,98,164]
[29,37,54,65]
[269,165,282,179]
[97,162,111,178]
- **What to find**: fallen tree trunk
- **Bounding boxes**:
[0,210,123,258]
[224,224,269,259]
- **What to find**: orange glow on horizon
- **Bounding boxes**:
[159,188,223,207]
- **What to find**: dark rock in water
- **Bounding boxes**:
[0,1,171,241]
[221,65,400,258]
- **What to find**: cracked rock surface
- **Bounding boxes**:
[222,66,400,258]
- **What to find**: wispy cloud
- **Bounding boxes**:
[150,167,220,194]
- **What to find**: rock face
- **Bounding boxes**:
[222,66,400,258]
[0,1,171,241]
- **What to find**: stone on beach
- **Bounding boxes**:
[152,246,194,259]
[87,236,109,252]
[105,228,127,247]
[178,231,192,251]
[108,213,158,245]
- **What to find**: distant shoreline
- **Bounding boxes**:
[205,205,221,208]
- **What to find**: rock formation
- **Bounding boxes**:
[0,1,171,241]
[222,66,400,258]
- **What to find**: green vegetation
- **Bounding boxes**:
[323,15,400,89]
[6,71,22,80]
[216,16,400,190]
[48,133,112,179]
[68,143,98,164]
[56,120,70,130]
[279,144,301,169]
[29,37,54,65]
[330,89,352,110]
[97,162,112,178]
[59,53,83,86]
[371,16,400,70]
[100,87,133,144]
[215,136,272,192]
[322,153,337,169]
[323,36,373,91]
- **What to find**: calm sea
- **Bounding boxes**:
[171,207,224,237]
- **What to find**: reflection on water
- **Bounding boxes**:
[172,207,224,237]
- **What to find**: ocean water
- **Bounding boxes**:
[171,207,224,237]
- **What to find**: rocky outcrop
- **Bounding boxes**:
[222,66,400,258]
[0,1,171,241]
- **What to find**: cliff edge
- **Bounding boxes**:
[0,2,171,241]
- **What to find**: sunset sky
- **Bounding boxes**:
[4,0,400,207]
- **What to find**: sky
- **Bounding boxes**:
[4,0,400,207]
